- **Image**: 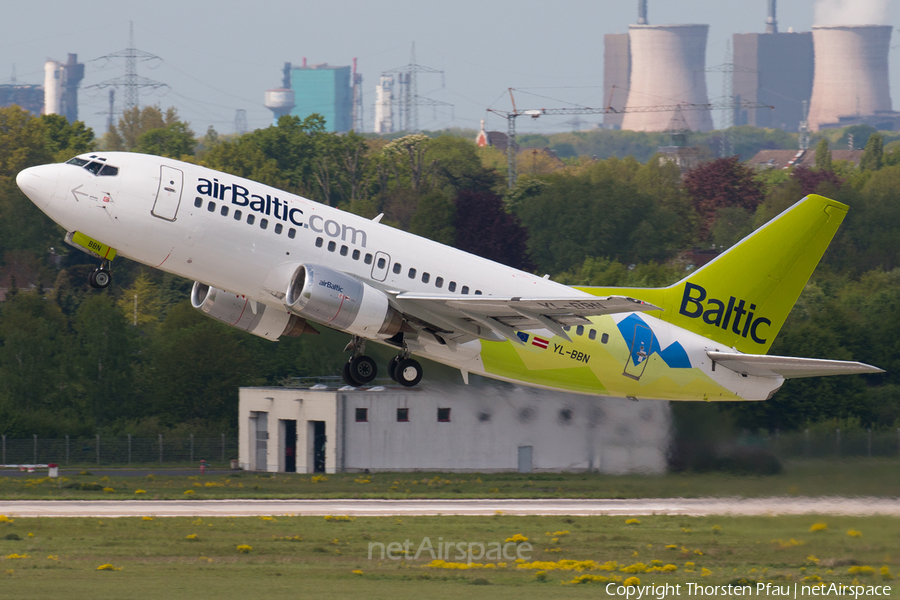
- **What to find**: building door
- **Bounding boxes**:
[370,251,390,282]
[307,421,326,473]
[254,412,268,471]
[623,322,654,380]
[517,445,533,473]
[283,420,297,473]
[152,165,184,221]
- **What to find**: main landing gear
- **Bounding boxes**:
[88,261,112,289]
[341,336,423,388]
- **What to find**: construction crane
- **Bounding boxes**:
[487,88,773,188]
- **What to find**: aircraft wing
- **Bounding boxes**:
[391,293,659,344]
[707,351,884,379]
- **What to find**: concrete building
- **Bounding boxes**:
[287,62,353,133]
[621,24,713,132]
[732,32,813,132]
[374,75,394,134]
[0,84,43,116]
[42,54,84,123]
[239,384,671,474]
[807,25,895,131]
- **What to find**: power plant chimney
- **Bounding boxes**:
[807,25,893,131]
[621,24,713,132]
[766,0,777,34]
[637,0,648,25]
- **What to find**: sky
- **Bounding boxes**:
[1,0,897,138]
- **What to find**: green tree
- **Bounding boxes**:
[134,121,197,158]
[814,138,832,171]
[39,114,95,162]
[408,191,456,245]
[116,272,163,331]
[860,133,884,171]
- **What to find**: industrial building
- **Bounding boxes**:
[807,25,898,131]
[374,75,394,134]
[238,385,670,474]
[0,84,43,116]
[602,34,630,129]
[43,54,84,123]
[265,60,353,132]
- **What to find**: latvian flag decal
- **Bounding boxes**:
[531,336,549,349]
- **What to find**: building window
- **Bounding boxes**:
[220,205,229,217]
[396,408,409,422]
[355,408,368,422]
[437,407,451,422]
[194,197,202,208]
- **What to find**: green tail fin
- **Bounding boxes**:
[576,195,848,354]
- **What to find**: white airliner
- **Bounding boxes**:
[16,152,881,400]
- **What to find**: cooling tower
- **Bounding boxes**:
[807,25,892,131]
[43,60,64,116]
[621,24,713,132]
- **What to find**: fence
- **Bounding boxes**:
[737,428,900,459]
[0,435,238,468]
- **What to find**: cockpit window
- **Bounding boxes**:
[68,156,119,176]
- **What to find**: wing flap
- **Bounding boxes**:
[707,351,884,379]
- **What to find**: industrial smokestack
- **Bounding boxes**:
[806,25,892,131]
[766,0,778,34]
[637,0,648,25]
[43,60,64,116]
[621,24,713,132]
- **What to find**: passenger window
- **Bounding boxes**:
[98,165,118,176]
[448,281,457,292]
[461,286,469,294]
[328,241,336,252]
[260,218,268,229]
[589,329,596,340]
[364,254,373,265]
[288,228,296,239]
[576,325,584,336]
[422,272,430,283]
[247,214,255,225]
[220,205,229,216]
[274,223,283,234]
[194,197,202,208]
[435,277,443,288]
[340,245,349,256]
[392,263,401,274]
[377,257,386,269]
[474,290,482,295]
[352,249,360,260]
[408,268,417,279]
[315,237,324,247]
[601,333,609,344]
[207,201,215,212]
[234,210,242,220]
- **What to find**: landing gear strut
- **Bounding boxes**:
[88,261,111,289]
[341,337,378,387]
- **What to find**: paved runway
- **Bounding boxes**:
[2,497,898,518]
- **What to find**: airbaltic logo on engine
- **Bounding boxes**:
[679,283,772,344]
[197,178,303,227]
[319,280,344,293]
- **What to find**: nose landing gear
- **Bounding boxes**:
[88,261,112,289]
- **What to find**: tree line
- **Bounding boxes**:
[0,104,897,437]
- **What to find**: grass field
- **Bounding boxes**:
[2,458,899,500]
[1,513,898,599]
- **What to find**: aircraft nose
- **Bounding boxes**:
[17,164,60,209]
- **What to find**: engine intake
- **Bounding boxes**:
[285,264,403,338]
[191,281,317,341]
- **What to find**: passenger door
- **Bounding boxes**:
[152,165,184,221]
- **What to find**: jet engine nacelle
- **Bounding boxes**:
[285,263,403,339]
[191,281,317,341]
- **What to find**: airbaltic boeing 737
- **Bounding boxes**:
[16,152,882,400]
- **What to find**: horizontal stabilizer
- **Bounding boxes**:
[393,293,659,318]
[707,351,884,379]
